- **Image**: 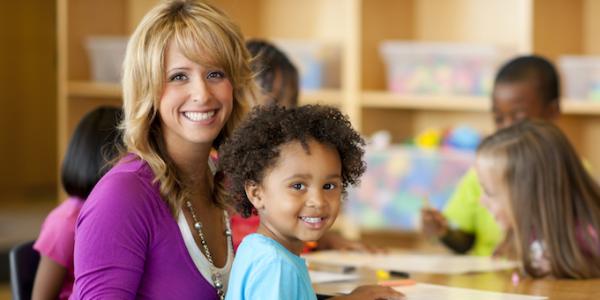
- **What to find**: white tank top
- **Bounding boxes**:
[178,209,233,293]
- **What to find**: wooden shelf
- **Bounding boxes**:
[562,99,600,115]
[68,81,121,98]
[300,89,342,106]
[362,91,600,116]
[361,91,489,112]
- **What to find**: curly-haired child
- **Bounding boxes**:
[220,105,404,300]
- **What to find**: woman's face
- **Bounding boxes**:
[476,155,513,231]
[158,40,234,151]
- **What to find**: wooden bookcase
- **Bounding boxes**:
[57,0,600,197]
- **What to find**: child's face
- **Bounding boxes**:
[159,41,234,150]
[475,155,512,231]
[492,81,557,130]
[247,139,342,254]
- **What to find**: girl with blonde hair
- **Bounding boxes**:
[476,120,600,278]
[73,1,256,299]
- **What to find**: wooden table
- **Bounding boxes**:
[314,268,600,299]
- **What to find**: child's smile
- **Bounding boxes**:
[298,215,329,229]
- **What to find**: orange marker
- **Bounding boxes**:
[378,279,417,287]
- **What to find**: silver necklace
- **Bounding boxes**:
[185,200,232,300]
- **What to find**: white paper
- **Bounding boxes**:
[303,251,518,275]
[309,270,360,283]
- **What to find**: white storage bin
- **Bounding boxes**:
[273,39,341,90]
[85,36,129,83]
[559,55,600,101]
[380,41,506,96]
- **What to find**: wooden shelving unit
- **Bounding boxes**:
[58,0,600,193]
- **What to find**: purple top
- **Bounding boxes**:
[72,154,217,299]
[34,197,84,300]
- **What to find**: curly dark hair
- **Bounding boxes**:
[219,104,366,217]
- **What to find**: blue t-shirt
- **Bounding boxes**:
[226,233,316,300]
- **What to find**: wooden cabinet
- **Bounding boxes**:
[57,0,600,194]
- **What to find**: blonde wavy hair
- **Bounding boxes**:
[120,0,256,215]
[477,120,600,278]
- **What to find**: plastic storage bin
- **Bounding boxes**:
[559,55,600,101]
[273,39,340,90]
[85,36,129,83]
[345,146,474,230]
[380,41,505,96]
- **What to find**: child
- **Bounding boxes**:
[220,105,403,299]
[422,55,561,256]
[230,39,372,253]
[246,39,299,108]
[31,106,122,300]
[476,120,600,279]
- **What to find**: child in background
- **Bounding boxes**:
[31,106,122,300]
[221,105,403,300]
[230,39,372,252]
[228,39,299,250]
[422,55,561,256]
[476,120,600,278]
[246,39,299,108]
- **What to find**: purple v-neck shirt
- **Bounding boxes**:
[72,154,218,299]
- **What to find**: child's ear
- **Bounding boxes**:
[546,100,561,120]
[244,180,264,210]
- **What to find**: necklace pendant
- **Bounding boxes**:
[213,273,224,289]
[194,222,202,230]
[214,280,223,289]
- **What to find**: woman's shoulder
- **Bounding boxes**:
[107,153,154,179]
[84,154,164,215]
[95,154,155,190]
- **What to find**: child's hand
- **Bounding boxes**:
[331,285,405,299]
[421,208,449,238]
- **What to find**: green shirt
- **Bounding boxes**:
[443,168,503,256]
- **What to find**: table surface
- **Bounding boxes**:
[313,267,600,300]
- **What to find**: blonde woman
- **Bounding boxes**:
[72,1,255,299]
[476,120,600,278]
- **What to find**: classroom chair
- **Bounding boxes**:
[9,240,39,300]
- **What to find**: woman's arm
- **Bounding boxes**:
[31,256,67,300]
[73,173,151,299]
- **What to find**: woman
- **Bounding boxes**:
[72,1,256,299]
